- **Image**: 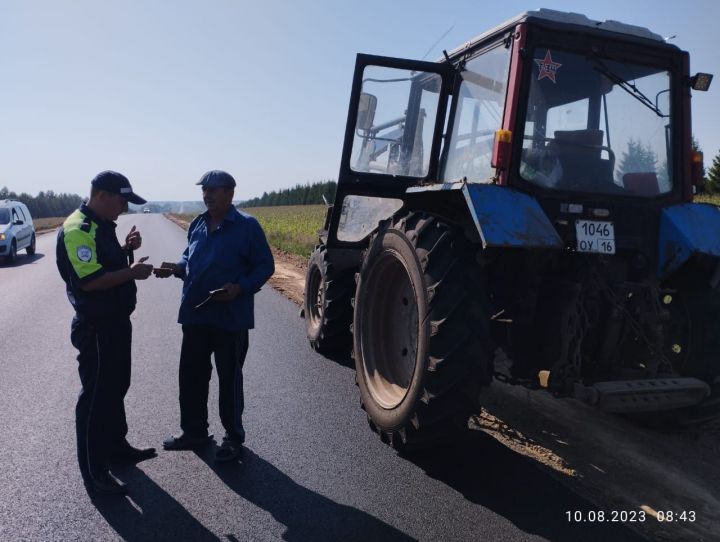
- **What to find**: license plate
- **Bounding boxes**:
[575,220,615,254]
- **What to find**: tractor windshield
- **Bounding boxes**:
[520,47,672,197]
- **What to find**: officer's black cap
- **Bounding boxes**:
[196,170,236,188]
[91,171,147,205]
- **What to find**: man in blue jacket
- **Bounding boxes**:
[156,170,274,461]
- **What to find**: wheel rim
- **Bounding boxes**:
[361,250,419,409]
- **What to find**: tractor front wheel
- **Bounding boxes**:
[304,245,354,355]
[661,287,720,423]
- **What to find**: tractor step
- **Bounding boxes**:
[573,378,710,413]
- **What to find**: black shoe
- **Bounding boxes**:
[84,472,127,495]
[163,433,213,450]
[110,445,157,465]
[215,437,243,462]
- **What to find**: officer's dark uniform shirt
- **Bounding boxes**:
[56,203,136,319]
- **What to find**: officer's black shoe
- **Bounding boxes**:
[163,433,213,451]
[84,472,128,495]
[110,444,157,465]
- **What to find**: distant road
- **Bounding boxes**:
[0,213,645,541]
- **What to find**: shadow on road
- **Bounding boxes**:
[0,252,45,267]
[318,350,354,369]
[89,467,219,542]
[404,428,647,542]
[195,446,413,542]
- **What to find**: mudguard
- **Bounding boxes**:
[658,203,720,278]
[408,182,563,249]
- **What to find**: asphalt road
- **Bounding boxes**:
[0,214,647,541]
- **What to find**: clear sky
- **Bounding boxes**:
[1,0,718,202]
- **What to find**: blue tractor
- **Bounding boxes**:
[303,9,717,449]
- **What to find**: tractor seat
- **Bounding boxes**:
[549,129,608,188]
[623,172,659,196]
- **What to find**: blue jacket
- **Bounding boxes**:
[176,207,274,330]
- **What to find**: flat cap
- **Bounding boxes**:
[196,170,236,188]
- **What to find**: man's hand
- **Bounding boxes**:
[153,262,178,278]
[130,259,153,280]
[124,225,142,251]
[211,283,242,301]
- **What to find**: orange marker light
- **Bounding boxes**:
[492,129,512,170]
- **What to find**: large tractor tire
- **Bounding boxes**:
[661,287,720,423]
[353,212,494,450]
[304,245,355,355]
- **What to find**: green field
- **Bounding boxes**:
[173,204,326,257]
[34,217,66,232]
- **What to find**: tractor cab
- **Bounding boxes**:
[327,9,711,250]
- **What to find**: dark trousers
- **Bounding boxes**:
[179,325,249,443]
[70,315,131,481]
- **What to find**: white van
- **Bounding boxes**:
[0,200,36,262]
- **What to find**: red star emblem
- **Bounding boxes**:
[535,50,562,83]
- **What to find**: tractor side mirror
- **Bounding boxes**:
[357,93,377,132]
[655,89,670,118]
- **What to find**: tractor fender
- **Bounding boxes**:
[658,203,720,278]
[408,182,563,249]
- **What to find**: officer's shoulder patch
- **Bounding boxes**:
[76,245,93,262]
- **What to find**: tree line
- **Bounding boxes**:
[613,138,720,193]
[706,149,720,193]
[3,147,720,218]
[0,186,83,219]
[238,180,336,208]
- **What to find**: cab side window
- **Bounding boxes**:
[442,44,512,182]
[350,66,441,178]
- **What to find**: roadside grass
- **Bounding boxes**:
[694,193,720,206]
[34,217,65,232]
[171,204,326,258]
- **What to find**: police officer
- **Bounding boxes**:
[156,170,274,462]
[56,171,156,495]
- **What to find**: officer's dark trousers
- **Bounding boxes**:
[71,315,131,481]
[179,325,249,443]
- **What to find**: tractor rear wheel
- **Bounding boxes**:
[353,213,493,450]
[304,245,354,355]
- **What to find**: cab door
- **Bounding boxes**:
[328,54,452,247]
